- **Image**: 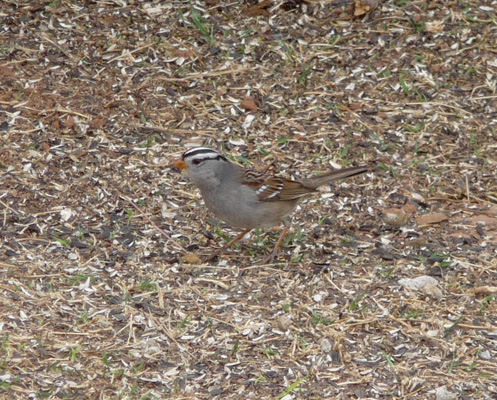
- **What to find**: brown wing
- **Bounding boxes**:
[242,168,314,202]
[242,163,368,201]
[274,179,316,201]
[300,166,368,188]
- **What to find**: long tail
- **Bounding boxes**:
[300,166,368,189]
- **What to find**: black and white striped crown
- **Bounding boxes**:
[182,147,227,164]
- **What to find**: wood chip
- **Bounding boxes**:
[416,213,449,225]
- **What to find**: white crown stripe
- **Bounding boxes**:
[182,147,229,164]
[183,147,219,157]
[189,153,223,161]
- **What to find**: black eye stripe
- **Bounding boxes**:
[190,154,227,164]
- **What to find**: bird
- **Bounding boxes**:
[173,147,368,263]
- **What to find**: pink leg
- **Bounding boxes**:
[223,228,252,250]
[261,226,289,264]
[210,228,252,258]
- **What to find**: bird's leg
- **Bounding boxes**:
[209,228,251,259]
[223,228,252,250]
[260,225,290,264]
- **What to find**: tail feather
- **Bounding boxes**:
[300,166,368,189]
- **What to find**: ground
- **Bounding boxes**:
[1,0,497,399]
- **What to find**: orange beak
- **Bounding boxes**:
[172,158,187,170]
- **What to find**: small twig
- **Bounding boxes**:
[465,174,470,203]
[466,286,497,295]
[55,106,91,119]
[0,199,23,216]
[470,94,497,100]
[106,43,154,63]
[0,261,18,268]
[171,36,204,66]
[0,58,39,67]
[41,35,76,60]
[158,67,250,82]
[124,197,186,253]
[16,105,91,119]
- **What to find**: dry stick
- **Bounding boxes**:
[124,197,186,253]
[15,105,91,119]
[0,261,18,269]
[171,36,204,66]
[0,199,23,228]
[0,58,39,67]
[158,67,250,82]
[41,35,76,60]
[466,174,470,203]
[105,43,154,63]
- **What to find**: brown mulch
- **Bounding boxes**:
[1,0,496,398]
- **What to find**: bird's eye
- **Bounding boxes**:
[192,159,202,165]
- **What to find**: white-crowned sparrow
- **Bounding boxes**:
[173,147,368,262]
